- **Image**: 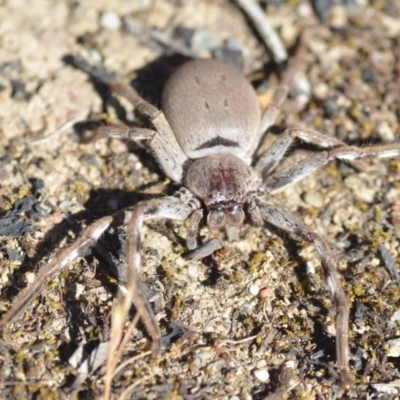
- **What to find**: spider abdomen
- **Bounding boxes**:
[161,59,261,160]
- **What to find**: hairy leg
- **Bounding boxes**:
[69,56,188,182]
[259,202,353,388]
[187,238,224,261]
[113,198,193,354]
[0,198,193,355]
[0,208,129,328]
[257,127,349,175]
[263,139,400,193]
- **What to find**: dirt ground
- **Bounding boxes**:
[1,0,400,399]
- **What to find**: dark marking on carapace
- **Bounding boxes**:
[196,136,239,150]
[194,76,200,85]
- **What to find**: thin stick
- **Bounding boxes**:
[31,115,85,145]
[233,0,288,65]
[117,375,153,400]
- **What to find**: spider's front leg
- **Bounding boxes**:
[69,56,188,183]
[262,129,400,193]
[259,203,353,388]
[120,197,193,353]
[256,127,352,177]
[184,208,225,261]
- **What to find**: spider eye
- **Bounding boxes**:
[207,207,226,229]
[226,205,245,227]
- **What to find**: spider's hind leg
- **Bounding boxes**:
[0,209,129,328]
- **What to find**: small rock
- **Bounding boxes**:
[75,283,85,299]
[88,48,103,64]
[188,264,200,278]
[371,383,398,395]
[311,0,334,21]
[377,121,395,142]
[191,30,220,53]
[391,310,400,323]
[26,272,36,284]
[123,16,144,36]
[344,175,376,203]
[100,12,122,30]
[290,71,311,104]
[173,26,194,47]
[303,190,323,208]
[386,338,400,357]
[249,284,260,296]
[323,98,339,119]
[361,68,376,83]
[259,287,274,298]
[306,261,316,275]
[254,368,270,382]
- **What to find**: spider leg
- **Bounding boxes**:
[187,238,223,261]
[259,202,353,388]
[0,208,129,328]
[256,127,350,175]
[186,209,203,250]
[185,209,225,260]
[97,125,185,182]
[113,197,193,354]
[0,198,193,355]
[69,56,188,182]
[246,37,306,159]
[264,141,400,193]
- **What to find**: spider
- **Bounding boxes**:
[1,50,400,389]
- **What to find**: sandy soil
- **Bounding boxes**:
[1,0,400,399]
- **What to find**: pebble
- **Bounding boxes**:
[377,121,395,142]
[344,175,376,203]
[75,283,85,299]
[100,12,122,30]
[303,190,323,208]
[371,383,398,395]
[386,338,400,357]
[88,48,103,64]
[188,264,200,278]
[391,310,400,323]
[323,98,339,119]
[123,16,144,36]
[259,287,274,298]
[191,30,220,52]
[312,0,333,21]
[306,261,316,275]
[249,284,260,296]
[254,368,270,382]
[290,71,311,104]
[26,272,36,284]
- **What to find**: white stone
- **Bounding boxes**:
[100,12,122,30]
[254,368,270,382]
[249,284,260,296]
[371,383,398,395]
[391,310,400,323]
[386,338,400,357]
